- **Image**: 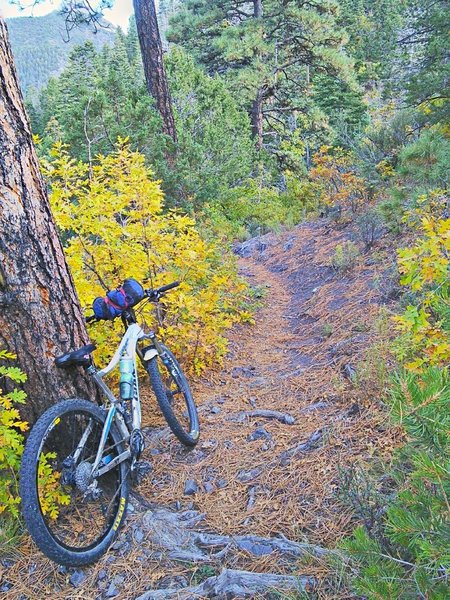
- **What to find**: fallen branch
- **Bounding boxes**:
[231,409,296,425]
[136,568,315,599]
[195,531,329,559]
[237,428,325,482]
[279,428,325,466]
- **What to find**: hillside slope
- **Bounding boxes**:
[2,217,400,598]
[6,12,114,93]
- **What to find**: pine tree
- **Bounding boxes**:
[400,0,449,122]
[168,0,353,152]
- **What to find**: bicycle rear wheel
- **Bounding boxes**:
[20,399,129,566]
[146,344,200,447]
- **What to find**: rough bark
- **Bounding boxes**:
[133,0,177,146]
[0,18,95,422]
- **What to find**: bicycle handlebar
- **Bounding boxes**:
[85,280,181,323]
[150,280,180,295]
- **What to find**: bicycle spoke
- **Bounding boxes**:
[35,409,124,551]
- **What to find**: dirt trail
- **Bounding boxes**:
[141,220,393,544]
[2,220,399,599]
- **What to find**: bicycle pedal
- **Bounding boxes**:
[131,461,152,486]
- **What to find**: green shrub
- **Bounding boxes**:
[398,126,450,189]
[341,367,450,599]
[331,241,360,273]
[355,208,385,249]
[378,189,408,235]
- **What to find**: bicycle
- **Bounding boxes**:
[19,280,200,566]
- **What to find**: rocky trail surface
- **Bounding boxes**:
[1,219,399,599]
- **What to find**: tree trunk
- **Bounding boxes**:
[133,0,177,147]
[254,0,263,18]
[0,18,95,423]
[251,88,265,150]
[252,1,264,148]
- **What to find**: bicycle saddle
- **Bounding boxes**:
[55,344,96,369]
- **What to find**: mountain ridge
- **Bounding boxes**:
[6,11,115,94]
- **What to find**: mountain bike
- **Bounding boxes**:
[19,280,200,566]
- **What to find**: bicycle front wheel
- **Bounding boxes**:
[146,344,200,447]
[20,399,130,566]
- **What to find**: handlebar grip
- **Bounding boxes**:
[156,281,180,294]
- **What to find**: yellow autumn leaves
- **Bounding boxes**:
[395,190,450,371]
[42,139,252,374]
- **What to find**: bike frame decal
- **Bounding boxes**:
[112,496,127,531]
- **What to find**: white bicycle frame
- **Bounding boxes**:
[87,323,161,479]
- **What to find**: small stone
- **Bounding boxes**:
[237,467,262,483]
[105,583,119,598]
[69,570,86,588]
[134,528,145,543]
[204,482,214,493]
[105,555,116,565]
[216,397,226,404]
[231,366,256,378]
[0,583,13,593]
[247,427,271,442]
[126,502,135,513]
[223,439,234,449]
[150,448,160,455]
[210,406,221,414]
[184,479,199,495]
[283,240,294,251]
[118,541,131,556]
[157,575,189,590]
[270,263,288,273]
[347,403,361,417]
[215,478,227,489]
[237,540,273,556]
[97,570,107,581]
[249,377,267,388]
[342,363,357,381]
[113,575,125,586]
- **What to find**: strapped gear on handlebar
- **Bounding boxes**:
[93,278,145,320]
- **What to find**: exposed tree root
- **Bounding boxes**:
[136,568,315,599]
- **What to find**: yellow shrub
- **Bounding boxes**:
[395,190,450,370]
[0,351,28,519]
[310,145,366,213]
[43,140,251,374]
